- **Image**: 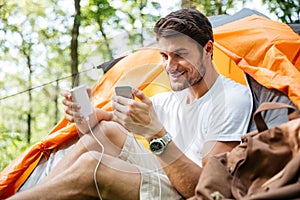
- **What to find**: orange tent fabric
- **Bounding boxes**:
[213,15,300,109]
[1,12,299,198]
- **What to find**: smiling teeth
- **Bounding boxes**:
[172,71,184,77]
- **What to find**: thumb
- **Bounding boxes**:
[133,88,151,105]
[87,88,92,98]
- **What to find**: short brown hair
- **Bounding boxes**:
[153,8,213,48]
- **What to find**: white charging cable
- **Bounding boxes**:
[85,117,162,200]
[86,117,104,200]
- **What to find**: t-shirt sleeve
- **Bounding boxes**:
[205,86,252,142]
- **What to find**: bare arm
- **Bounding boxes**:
[147,128,201,198]
[159,144,201,197]
[112,89,198,197]
[202,141,239,166]
[112,89,239,198]
[152,130,239,198]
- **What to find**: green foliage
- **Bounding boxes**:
[0,128,30,171]
[181,0,242,16]
[262,0,299,23]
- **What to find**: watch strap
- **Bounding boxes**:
[161,132,172,145]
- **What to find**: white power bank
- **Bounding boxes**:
[70,84,93,119]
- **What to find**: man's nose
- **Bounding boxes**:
[165,56,178,71]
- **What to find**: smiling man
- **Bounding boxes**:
[8,8,252,200]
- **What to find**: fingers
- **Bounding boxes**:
[61,90,71,100]
[112,93,133,106]
[112,93,151,127]
[87,88,92,98]
[64,103,83,122]
[112,89,151,115]
[111,94,133,126]
[132,89,152,105]
[61,89,82,123]
[112,95,130,118]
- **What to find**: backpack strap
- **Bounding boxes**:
[253,102,297,132]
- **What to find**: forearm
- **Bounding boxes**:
[157,142,202,198]
[146,128,201,197]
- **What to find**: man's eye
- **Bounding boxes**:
[160,53,168,60]
[174,53,180,57]
[174,53,185,58]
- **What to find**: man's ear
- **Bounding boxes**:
[204,40,213,55]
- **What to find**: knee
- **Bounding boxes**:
[79,121,127,151]
[81,150,102,163]
[74,151,101,181]
[97,121,127,147]
[76,151,98,172]
[66,151,103,197]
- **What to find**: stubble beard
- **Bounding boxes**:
[170,64,206,91]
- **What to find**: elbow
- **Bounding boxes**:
[178,170,202,198]
[202,156,210,167]
[180,182,198,199]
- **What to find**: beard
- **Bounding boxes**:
[170,64,206,91]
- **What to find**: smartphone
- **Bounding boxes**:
[115,86,133,99]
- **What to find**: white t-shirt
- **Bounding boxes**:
[151,75,252,167]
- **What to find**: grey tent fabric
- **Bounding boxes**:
[209,8,269,28]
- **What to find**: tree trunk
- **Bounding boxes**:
[54,77,59,125]
[71,0,81,87]
[97,20,113,60]
[27,55,32,144]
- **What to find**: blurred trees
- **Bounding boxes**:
[181,0,299,23]
[181,0,242,15]
[0,0,73,147]
[262,0,299,23]
[0,0,167,171]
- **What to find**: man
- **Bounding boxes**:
[9,8,252,199]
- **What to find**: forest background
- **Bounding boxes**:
[0,0,299,171]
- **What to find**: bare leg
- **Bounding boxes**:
[42,121,129,183]
[8,151,141,200]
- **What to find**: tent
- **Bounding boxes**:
[0,8,299,198]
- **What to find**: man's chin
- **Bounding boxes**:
[170,83,189,91]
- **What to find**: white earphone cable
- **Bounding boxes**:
[86,117,104,200]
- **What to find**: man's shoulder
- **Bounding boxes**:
[217,75,252,107]
[219,75,249,95]
[220,75,246,88]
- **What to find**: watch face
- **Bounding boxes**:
[150,141,164,154]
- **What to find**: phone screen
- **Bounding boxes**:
[115,86,133,99]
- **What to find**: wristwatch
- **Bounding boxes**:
[149,132,172,155]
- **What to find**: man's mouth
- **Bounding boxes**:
[169,71,186,79]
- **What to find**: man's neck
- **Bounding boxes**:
[186,67,219,104]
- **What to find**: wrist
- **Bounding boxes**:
[96,108,113,122]
[149,131,172,155]
[147,128,167,143]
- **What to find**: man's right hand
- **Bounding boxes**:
[61,88,91,124]
[61,88,113,134]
